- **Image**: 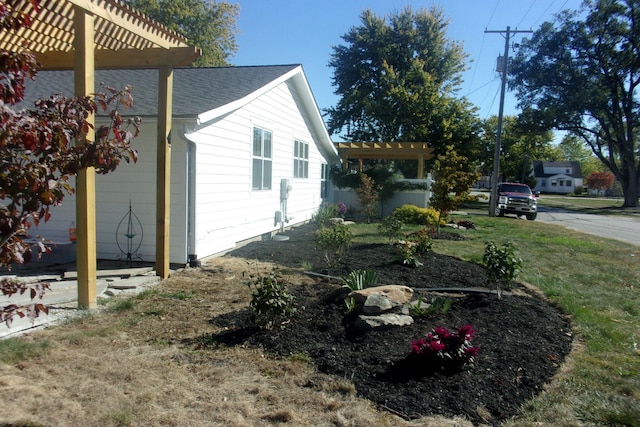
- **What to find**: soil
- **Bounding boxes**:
[208,222,574,426]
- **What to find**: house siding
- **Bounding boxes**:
[30,120,191,264]
[189,80,325,259]
[21,66,336,265]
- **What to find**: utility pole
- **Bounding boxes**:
[485,26,532,216]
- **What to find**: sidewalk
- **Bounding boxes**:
[0,260,162,339]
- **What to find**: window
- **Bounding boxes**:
[294,140,309,178]
[252,126,272,190]
[320,163,328,199]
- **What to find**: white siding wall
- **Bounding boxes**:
[27,79,330,264]
[190,80,325,258]
[30,120,190,264]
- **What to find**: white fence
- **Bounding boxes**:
[329,178,433,218]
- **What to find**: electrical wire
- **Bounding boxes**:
[517,0,538,29]
[531,0,557,28]
[483,84,501,120]
[465,77,500,98]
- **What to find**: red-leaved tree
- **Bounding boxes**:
[585,171,616,193]
[0,2,140,326]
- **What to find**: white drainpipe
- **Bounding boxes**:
[180,124,199,267]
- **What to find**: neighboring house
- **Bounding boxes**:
[531,160,584,194]
[22,65,339,264]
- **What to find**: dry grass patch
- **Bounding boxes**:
[0,257,466,427]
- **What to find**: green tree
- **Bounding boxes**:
[429,146,480,235]
[557,134,603,178]
[355,173,380,223]
[326,7,480,165]
[125,0,239,66]
[479,115,556,185]
[509,0,640,207]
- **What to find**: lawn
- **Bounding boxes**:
[0,208,638,426]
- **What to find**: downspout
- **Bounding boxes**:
[180,123,199,267]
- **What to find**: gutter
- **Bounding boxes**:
[179,122,199,267]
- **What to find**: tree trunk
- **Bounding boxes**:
[621,164,639,208]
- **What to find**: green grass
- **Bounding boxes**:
[537,193,640,215]
[0,337,50,364]
[348,210,640,425]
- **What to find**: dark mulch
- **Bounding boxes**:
[210,223,573,426]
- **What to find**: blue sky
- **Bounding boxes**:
[232,0,584,139]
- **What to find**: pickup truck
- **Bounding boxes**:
[495,182,537,220]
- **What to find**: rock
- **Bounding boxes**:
[362,293,395,314]
[348,285,414,305]
[354,313,414,331]
[329,217,344,224]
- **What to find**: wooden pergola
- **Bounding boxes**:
[335,142,435,179]
[0,0,201,308]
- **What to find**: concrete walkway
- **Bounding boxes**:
[0,261,162,339]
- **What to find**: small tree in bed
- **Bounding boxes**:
[0,2,140,326]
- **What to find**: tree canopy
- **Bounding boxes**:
[509,0,640,207]
[125,0,239,67]
[479,115,556,187]
[326,7,481,170]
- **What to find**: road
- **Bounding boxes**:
[535,206,640,247]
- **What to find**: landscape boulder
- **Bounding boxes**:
[348,285,414,306]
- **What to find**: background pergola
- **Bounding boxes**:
[335,142,435,179]
[0,0,201,308]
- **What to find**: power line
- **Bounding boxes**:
[531,0,558,28]
[516,0,538,28]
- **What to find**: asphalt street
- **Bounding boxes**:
[535,206,640,247]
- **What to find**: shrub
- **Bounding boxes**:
[406,227,434,254]
[483,241,522,299]
[313,202,340,227]
[409,295,452,318]
[342,269,379,291]
[392,205,443,226]
[378,214,404,242]
[395,239,423,267]
[314,223,353,270]
[410,325,478,370]
[246,267,296,330]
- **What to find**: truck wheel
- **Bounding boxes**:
[496,207,504,217]
[526,213,537,221]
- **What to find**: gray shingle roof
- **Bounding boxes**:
[21,65,300,118]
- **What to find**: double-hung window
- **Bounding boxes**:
[252,126,272,190]
[294,139,309,178]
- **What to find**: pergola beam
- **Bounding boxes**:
[36,46,201,70]
[335,142,435,178]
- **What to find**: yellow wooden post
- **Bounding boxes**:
[73,7,97,309]
[417,154,425,179]
[155,66,173,279]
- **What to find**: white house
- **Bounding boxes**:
[22,65,339,265]
[532,160,584,194]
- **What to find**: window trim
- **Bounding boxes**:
[293,139,309,179]
[252,126,273,191]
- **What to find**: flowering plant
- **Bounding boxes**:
[411,325,478,369]
[337,201,348,217]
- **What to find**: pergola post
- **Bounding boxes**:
[155,66,173,279]
[73,7,97,309]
